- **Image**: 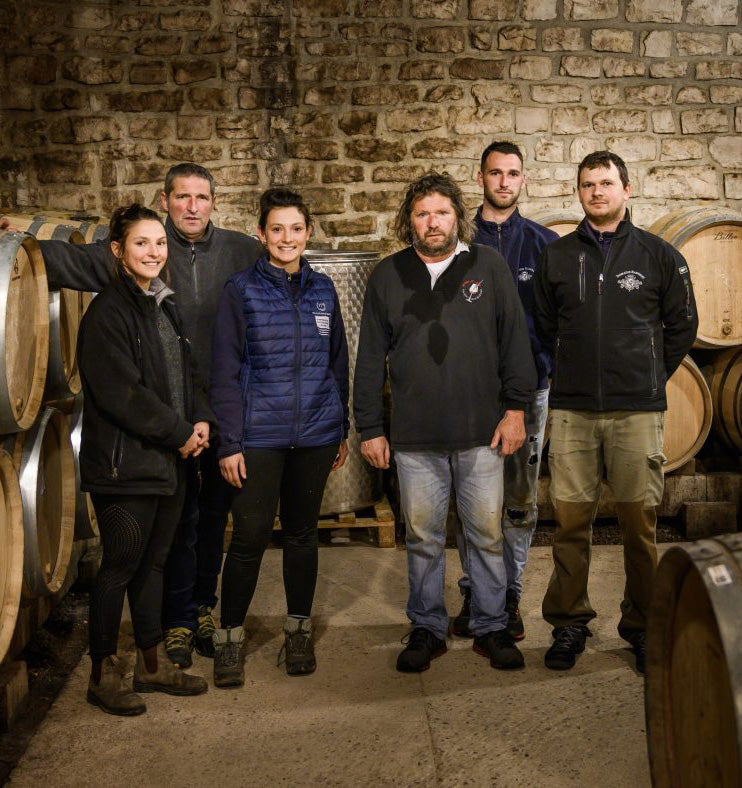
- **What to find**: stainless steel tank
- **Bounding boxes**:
[304,249,382,515]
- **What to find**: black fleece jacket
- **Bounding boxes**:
[353,244,536,451]
[77,274,213,495]
[38,218,261,380]
[533,215,698,412]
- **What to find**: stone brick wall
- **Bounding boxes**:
[1,0,741,250]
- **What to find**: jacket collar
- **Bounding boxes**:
[256,254,311,285]
[474,205,523,235]
[577,211,632,241]
[112,272,173,313]
[165,215,215,247]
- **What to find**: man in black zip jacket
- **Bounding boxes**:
[354,172,537,673]
[33,163,261,667]
[533,151,698,673]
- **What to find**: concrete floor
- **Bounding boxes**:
[9,543,655,788]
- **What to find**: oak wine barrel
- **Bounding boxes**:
[646,533,742,788]
[0,449,24,664]
[0,231,49,433]
[649,208,742,348]
[703,347,742,454]
[3,407,76,596]
[527,211,582,238]
[663,355,712,473]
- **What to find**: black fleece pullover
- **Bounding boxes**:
[353,244,536,452]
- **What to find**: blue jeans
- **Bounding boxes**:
[162,446,236,631]
[395,446,506,640]
[457,389,549,600]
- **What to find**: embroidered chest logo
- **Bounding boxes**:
[313,302,330,336]
[518,267,534,282]
[461,279,484,302]
[616,270,645,292]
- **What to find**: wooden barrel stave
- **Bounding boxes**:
[68,395,98,540]
[703,347,742,454]
[0,449,24,664]
[526,210,582,238]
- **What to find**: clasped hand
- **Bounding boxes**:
[178,421,210,459]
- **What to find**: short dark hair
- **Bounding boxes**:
[480,141,523,171]
[108,203,166,280]
[163,163,216,197]
[258,187,312,231]
[577,150,630,188]
[394,171,474,246]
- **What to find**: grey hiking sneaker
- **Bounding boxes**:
[194,605,216,658]
[278,617,316,676]
[87,656,146,717]
[213,627,245,688]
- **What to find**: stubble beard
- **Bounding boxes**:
[483,186,520,213]
[412,227,458,258]
[584,202,626,228]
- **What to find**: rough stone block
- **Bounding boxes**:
[725,173,742,199]
[649,61,688,78]
[322,164,364,183]
[605,136,655,161]
[321,216,377,236]
[591,84,622,105]
[603,58,644,77]
[28,32,78,53]
[640,30,671,58]
[7,55,57,84]
[190,87,235,110]
[34,151,93,184]
[285,140,339,160]
[351,190,403,211]
[411,136,482,159]
[304,86,348,106]
[593,110,647,133]
[381,23,414,40]
[331,61,374,81]
[62,56,123,85]
[591,29,633,53]
[676,87,707,104]
[696,61,742,80]
[535,139,564,161]
[450,57,507,79]
[425,85,464,102]
[40,89,86,111]
[729,33,742,55]
[272,112,334,137]
[449,106,512,134]
[523,0,557,19]
[682,501,737,540]
[356,0,401,15]
[159,10,211,30]
[564,0,617,19]
[236,24,292,56]
[345,139,407,162]
[552,106,590,134]
[468,0,518,20]
[625,84,672,105]
[130,118,172,140]
[207,163,259,187]
[157,143,222,161]
[737,107,742,133]
[351,85,418,105]
[222,0,284,13]
[9,120,46,148]
[676,32,724,56]
[129,62,168,85]
[123,162,170,185]
[215,114,262,139]
[230,141,279,160]
[135,35,184,56]
[372,165,426,183]
[173,59,217,84]
[237,88,262,109]
[65,7,112,29]
[644,166,718,199]
[416,26,466,52]
[178,115,213,140]
[709,137,742,168]
[411,0,460,18]
[305,41,353,57]
[660,139,704,160]
[399,60,446,80]
[560,56,601,78]
[530,84,582,103]
[542,27,582,52]
[510,56,551,80]
[265,163,317,185]
[527,180,574,197]
[680,109,728,134]
[499,26,537,51]
[568,137,599,162]
[297,187,345,214]
[626,0,682,22]
[710,85,742,104]
[191,34,231,54]
[338,21,376,39]
[86,34,131,54]
[686,0,738,25]
[50,117,122,144]
[515,107,549,133]
[386,108,444,132]
[470,26,493,50]
[339,111,377,136]
[651,110,676,133]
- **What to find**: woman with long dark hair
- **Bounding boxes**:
[210,188,349,687]
[79,204,211,715]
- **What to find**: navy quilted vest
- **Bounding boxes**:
[229,256,344,448]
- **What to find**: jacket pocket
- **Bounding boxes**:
[602,327,660,399]
[110,429,124,479]
[552,330,595,398]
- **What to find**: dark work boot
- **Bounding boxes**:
[544,626,591,671]
[213,627,245,688]
[278,617,316,676]
[396,628,447,673]
[473,629,525,670]
[505,589,525,641]
[134,642,208,696]
[452,589,472,638]
[87,656,146,717]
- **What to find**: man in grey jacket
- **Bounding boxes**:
[32,163,261,667]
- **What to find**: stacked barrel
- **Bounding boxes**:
[0,212,104,663]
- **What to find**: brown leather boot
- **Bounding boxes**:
[133,641,208,696]
[87,656,146,716]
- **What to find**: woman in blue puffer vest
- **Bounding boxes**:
[210,188,349,686]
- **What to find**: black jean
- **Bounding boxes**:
[220,443,338,629]
[162,446,236,630]
[89,470,186,660]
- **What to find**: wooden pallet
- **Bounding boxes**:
[223,495,396,550]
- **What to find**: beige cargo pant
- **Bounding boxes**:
[542,409,665,639]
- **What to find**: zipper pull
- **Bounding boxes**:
[598,273,604,294]
[599,232,603,243]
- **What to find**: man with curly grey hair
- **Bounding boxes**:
[354,171,537,672]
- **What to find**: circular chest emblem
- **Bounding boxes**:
[461,279,484,302]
